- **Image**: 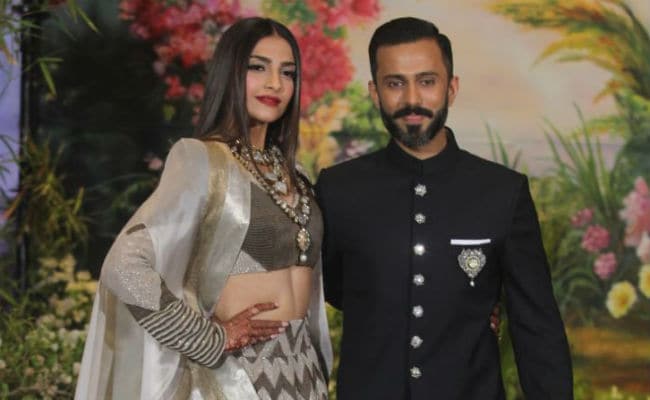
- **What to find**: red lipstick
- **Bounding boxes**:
[256,96,281,107]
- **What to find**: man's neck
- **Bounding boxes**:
[395,128,448,160]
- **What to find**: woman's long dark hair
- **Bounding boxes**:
[195,17,301,187]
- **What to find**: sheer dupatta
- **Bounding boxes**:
[75,139,332,400]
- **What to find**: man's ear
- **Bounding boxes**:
[368,80,380,109]
[447,75,459,107]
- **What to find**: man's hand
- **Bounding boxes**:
[490,304,501,338]
[212,302,287,351]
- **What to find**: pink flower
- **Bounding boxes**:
[637,232,650,264]
[307,0,380,29]
[347,0,381,18]
[571,208,593,228]
[581,224,610,253]
[620,177,650,247]
[164,75,186,99]
[294,25,353,112]
[594,252,617,280]
[152,60,167,76]
[187,83,205,102]
[144,153,163,171]
[168,30,211,67]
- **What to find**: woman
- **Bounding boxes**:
[75,17,331,400]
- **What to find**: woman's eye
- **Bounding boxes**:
[247,64,265,71]
[282,70,296,78]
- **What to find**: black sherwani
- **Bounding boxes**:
[315,129,573,399]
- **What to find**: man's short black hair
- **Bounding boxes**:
[369,17,453,82]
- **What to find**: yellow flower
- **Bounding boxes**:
[39,257,59,270]
[606,281,638,319]
[60,253,76,274]
[67,279,97,294]
[639,265,650,298]
[76,270,92,282]
[297,99,348,177]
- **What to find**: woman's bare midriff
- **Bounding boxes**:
[213,265,313,322]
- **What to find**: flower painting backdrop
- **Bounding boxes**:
[0,0,649,398]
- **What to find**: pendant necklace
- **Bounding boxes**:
[230,140,312,264]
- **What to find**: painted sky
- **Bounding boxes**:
[0,34,21,198]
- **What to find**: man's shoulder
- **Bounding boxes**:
[458,148,525,184]
[320,148,386,180]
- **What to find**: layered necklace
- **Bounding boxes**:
[230,140,312,264]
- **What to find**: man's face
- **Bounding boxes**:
[369,39,458,149]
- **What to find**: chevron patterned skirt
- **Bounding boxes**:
[228,318,328,400]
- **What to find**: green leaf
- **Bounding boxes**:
[38,59,56,96]
[77,7,99,34]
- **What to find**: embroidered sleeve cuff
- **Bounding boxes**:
[137,299,226,368]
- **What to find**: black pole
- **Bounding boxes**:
[14,0,42,292]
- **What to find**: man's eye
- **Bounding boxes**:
[387,81,403,88]
[420,79,435,86]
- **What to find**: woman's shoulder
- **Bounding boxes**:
[168,137,232,162]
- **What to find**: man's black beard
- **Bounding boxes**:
[379,97,449,150]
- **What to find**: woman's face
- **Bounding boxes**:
[246,35,296,126]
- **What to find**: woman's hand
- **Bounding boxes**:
[212,302,287,351]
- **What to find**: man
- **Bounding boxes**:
[316,17,573,399]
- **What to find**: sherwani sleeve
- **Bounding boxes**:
[502,176,574,399]
[99,139,226,369]
[315,169,344,310]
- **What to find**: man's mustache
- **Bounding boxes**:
[392,105,434,119]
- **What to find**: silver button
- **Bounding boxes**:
[414,213,426,224]
[413,244,425,256]
[414,184,427,197]
[412,305,423,318]
[413,274,425,286]
[410,335,423,349]
[410,366,422,379]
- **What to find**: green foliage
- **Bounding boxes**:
[539,112,626,316]
[489,0,650,102]
[486,123,524,171]
[326,306,342,400]
[490,0,650,180]
[545,109,624,228]
[262,0,317,26]
[0,254,95,400]
[329,82,387,156]
[0,0,98,96]
[1,135,88,259]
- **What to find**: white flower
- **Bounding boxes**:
[637,232,650,263]
[0,359,6,369]
[61,374,72,384]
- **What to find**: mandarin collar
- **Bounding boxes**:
[385,127,460,176]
